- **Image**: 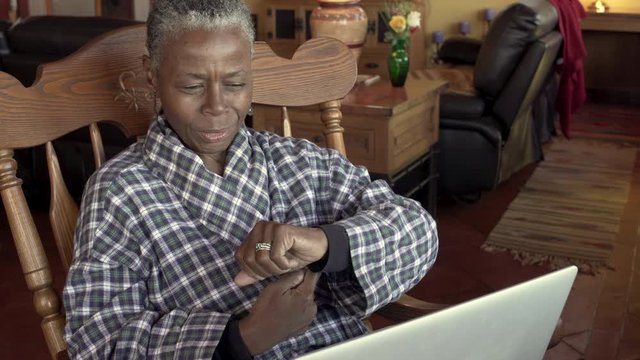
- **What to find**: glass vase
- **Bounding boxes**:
[388,38,409,87]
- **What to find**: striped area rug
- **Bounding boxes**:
[483,138,638,273]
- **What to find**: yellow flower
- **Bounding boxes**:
[389,15,407,33]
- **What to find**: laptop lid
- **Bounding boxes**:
[297,266,577,360]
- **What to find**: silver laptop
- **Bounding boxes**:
[297,266,577,360]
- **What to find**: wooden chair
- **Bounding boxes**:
[0,24,446,359]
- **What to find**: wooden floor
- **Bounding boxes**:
[371,100,640,359]
[1,102,639,359]
[399,156,640,360]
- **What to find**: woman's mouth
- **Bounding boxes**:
[200,130,227,142]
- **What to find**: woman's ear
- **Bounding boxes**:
[142,55,156,89]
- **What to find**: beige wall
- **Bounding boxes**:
[52,0,94,15]
[34,1,640,40]
[134,0,149,21]
[425,0,515,40]
[425,0,640,42]
[27,0,48,15]
[579,0,640,12]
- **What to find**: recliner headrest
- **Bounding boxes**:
[473,4,538,98]
[521,0,559,37]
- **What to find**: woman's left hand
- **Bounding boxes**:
[234,221,328,286]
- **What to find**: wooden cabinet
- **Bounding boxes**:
[581,12,640,101]
[262,0,426,78]
[252,78,446,177]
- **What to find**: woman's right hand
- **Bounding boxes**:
[238,270,319,355]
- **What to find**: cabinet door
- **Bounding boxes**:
[265,3,316,58]
[265,5,299,57]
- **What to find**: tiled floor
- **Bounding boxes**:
[1,103,639,359]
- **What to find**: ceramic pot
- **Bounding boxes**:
[310,0,368,60]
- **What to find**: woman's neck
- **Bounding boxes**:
[199,152,227,176]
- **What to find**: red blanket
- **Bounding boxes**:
[550,0,587,138]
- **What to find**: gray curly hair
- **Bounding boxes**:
[146,0,255,72]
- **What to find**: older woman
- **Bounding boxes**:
[63,0,438,359]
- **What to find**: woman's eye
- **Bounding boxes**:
[182,85,203,92]
[225,83,246,89]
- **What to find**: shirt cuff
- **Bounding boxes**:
[212,319,252,360]
[308,224,351,273]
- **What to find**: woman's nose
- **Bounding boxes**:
[203,84,225,115]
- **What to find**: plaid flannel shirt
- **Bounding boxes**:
[63,116,438,359]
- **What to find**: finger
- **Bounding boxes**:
[235,248,265,283]
[236,222,271,279]
[246,221,276,278]
[269,225,294,271]
[234,270,261,287]
[273,270,305,292]
[254,221,289,276]
[255,245,288,277]
[241,252,271,280]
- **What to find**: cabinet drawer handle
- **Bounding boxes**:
[312,135,324,143]
[365,63,379,69]
[367,20,376,34]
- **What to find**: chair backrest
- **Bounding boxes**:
[0,24,356,359]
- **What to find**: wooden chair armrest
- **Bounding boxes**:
[375,294,449,322]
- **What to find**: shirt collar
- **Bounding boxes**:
[141,116,271,243]
[143,116,251,188]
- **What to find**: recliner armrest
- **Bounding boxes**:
[440,93,485,120]
[0,33,9,56]
[440,117,503,148]
[438,37,483,65]
[0,19,10,33]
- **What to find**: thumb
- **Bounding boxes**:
[234,270,260,287]
[298,270,320,293]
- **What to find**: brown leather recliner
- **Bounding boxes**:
[435,1,562,196]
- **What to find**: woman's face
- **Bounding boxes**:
[151,29,252,159]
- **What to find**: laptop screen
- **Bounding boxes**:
[297,266,577,360]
